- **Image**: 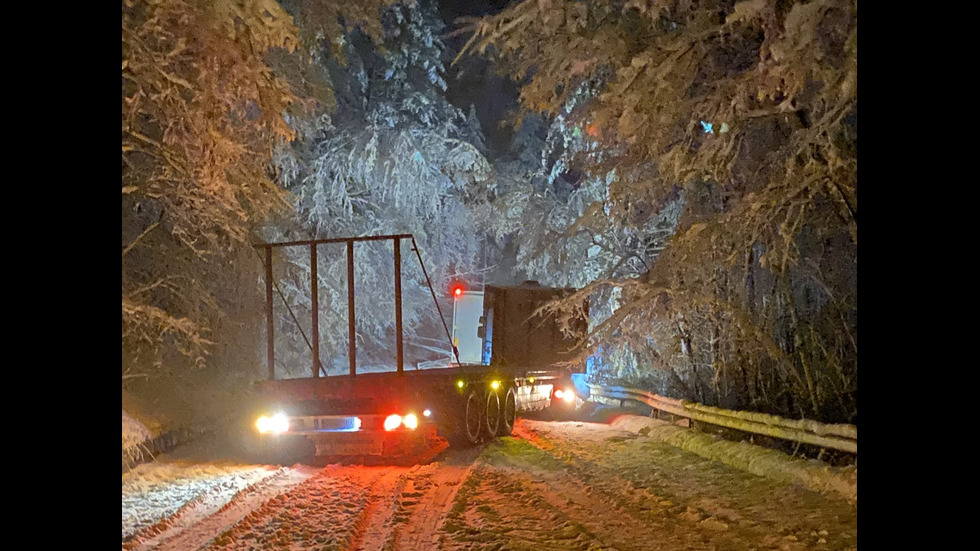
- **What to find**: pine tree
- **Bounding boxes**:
[122,0,300,376]
[121,0,396,378]
[459,0,857,422]
[269,0,492,374]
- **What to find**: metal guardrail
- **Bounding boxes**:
[587,383,857,454]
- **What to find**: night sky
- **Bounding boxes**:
[436,0,520,159]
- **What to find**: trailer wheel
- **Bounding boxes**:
[485,389,501,437]
[463,389,484,445]
[499,386,517,436]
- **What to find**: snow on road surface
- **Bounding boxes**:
[122,418,857,550]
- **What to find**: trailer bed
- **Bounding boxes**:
[251,364,573,457]
[255,364,565,416]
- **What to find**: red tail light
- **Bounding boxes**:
[554,388,575,403]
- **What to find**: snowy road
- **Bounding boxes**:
[122,418,857,550]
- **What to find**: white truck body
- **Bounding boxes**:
[452,291,485,364]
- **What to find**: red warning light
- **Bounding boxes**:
[450,280,466,299]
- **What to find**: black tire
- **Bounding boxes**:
[463,389,484,445]
[485,389,501,437]
[499,386,517,436]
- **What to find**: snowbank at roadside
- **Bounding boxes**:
[123,409,154,467]
[608,414,857,503]
[122,370,260,470]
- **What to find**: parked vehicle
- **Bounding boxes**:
[251,234,587,459]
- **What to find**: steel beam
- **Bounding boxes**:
[394,239,403,374]
[347,240,356,377]
[311,244,320,378]
[254,234,413,249]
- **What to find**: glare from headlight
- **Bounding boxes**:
[554,389,564,400]
[270,413,289,433]
[403,413,419,430]
[384,414,403,431]
[256,413,290,434]
[562,389,575,403]
[256,416,272,434]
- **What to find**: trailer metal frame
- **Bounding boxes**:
[256,233,459,381]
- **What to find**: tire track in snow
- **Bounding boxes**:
[391,446,482,551]
[346,467,408,551]
[513,420,739,549]
[437,460,590,550]
[495,456,669,551]
[149,464,319,551]
[123,467,284,551]
[462,430,669,551]
[205,463,406,550]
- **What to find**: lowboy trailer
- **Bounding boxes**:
[251,234,586,459]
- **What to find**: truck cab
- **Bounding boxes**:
[447,281,588,375]
[479,281,587,372]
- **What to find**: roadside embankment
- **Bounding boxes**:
[606,412,857,503]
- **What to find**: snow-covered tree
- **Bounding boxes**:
[460,0,857,423]
[121,0,397,380]
[473,82,685,385]
[121,0,301,376]
[267,0,492,375]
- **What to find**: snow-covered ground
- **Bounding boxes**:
[122,415,857,550]
[122,463,292,545]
